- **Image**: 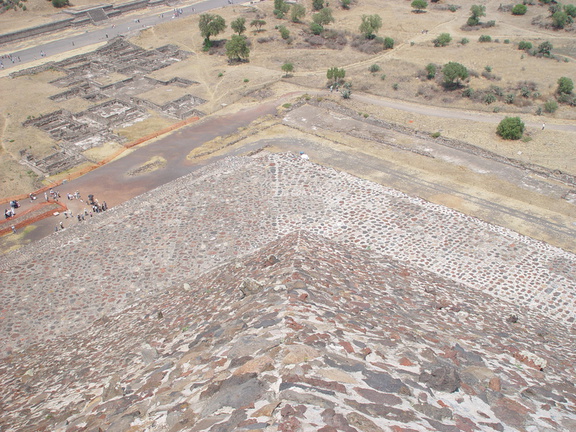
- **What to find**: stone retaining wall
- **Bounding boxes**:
[0,0,169,45]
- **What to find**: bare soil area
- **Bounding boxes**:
[0,0,575,250]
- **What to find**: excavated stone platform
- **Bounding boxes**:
[0,152,575,431]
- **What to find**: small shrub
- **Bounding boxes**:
[383,37,395,49]
[535,106,542,115]
[341,88,352,99]
[460,37,470,45]
[505,93,516,104]
[433,33,452,47]
[518,41,532,51]
[218,72,224,77]
[283,103,292,108]
[462,88,474,98]
[504,39,510,44]
[431,131,441,138]
[497,116,525,140]
[512,4,527,15]
[369,64,381,73]
[426,63,437,79]
[448,4,458,12]
[363,113,369,118]
[478,35,492,43]
[244,78,250,82]
[380,74,387,80]
[392,83,399,90]
[484,65,492,72]
[521,136,533,143]
[485,20,496,27]
[484,93,497,104]
[544,100,558,113]
[278,25,290,40]
[493,106,501,113]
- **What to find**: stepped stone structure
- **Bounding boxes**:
[0,152,575,431]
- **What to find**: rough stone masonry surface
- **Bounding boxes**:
[0,152,575,431]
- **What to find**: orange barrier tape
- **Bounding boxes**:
[0,201,67,237]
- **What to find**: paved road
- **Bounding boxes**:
[0,0,239,68]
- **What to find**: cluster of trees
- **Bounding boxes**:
[548,2,576,28]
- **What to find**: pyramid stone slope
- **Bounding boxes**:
[1,152,574,359]
[0,230,575,431]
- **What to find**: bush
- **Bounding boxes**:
[505,93,516,104]
[460,37,470,45]
[433,33,452,47]
[557,77,574,94]
[504,39,510,44]
[310,23,324,35]
[278,25,290,39]
[431,131,441,138]
[383,37,395,49]
[512,4,528,14]
[478,35,492,42]
[448,4,458,12]
[484,20,496,27]
[462,88,474,98]
[392,83,399,90]
[484,93,497,104]
[544,100,558,113]
[369,64,381,73]
[497,117,525,139]
[52,0,69,7]
[518,41,532,50]
[426,63,437,79]
[538,41,553,56]
[380,74,387,80]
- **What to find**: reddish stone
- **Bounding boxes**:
[489,377,501,392]
[339,341,354,354]
[399,357,414,367]
[437,400,449,408]
[460,382,477,396]
[454,415,478,432]
[391,426,419,432]
[298,293,308,301]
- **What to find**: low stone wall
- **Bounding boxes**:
[0,18,74,45]
[0,0,169,46]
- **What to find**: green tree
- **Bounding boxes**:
[433,33,452,47]
[359,14,382,39]
[327,67,346,83]
[551,11,571,28]
[538,41,553,56]
[425,63,437,79]
[199,14,226,48]
[274,0,290,18]
[341,0,351,9]
[411,0,428,13]
[557,77,574,94]
[231,17,246,35]
[313,7,334,26]
[226,35,250,62]
[281,62,294,76]
[468,4,486,25]
[250,19,266,32]
[512,4,527,15]
[497,117,524,140]
[442,62,468,87]
[312,0,324,11]
[290,3,306,22]
[52,0,69,7]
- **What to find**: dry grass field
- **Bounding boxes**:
[0,0,575,201]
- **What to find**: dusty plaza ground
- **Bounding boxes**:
[0,0,575,253]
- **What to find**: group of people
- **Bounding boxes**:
[4,200,20,219]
